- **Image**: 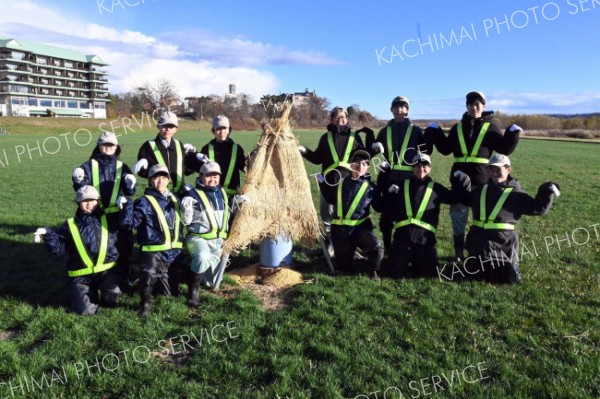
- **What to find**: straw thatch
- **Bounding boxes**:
[222,102,321,254]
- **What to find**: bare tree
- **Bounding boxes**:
[135,78,180,113]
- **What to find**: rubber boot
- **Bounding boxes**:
[187,272,204,308]
[138,286,153,317]
[453,234,465,262]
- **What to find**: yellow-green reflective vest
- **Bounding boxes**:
[386,124,414,171]
[91,159,122,214]
[323,131,356,175]
[392,180,436,235]
[149,139,183,192]
[331,179,369,226]
[208,143,239,195]
[189,188,230,239]
[67,215,115,277]
[455,122,490,164]
[141,195,184,252]
[473,184,515,230]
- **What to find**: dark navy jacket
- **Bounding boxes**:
[324,175,382,234]
[73,152,135,209]
[44,208,119,276]
[120,187,183,262]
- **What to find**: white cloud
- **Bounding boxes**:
[1,0,350,100]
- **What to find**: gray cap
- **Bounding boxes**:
[75,185,100,202]
[148,164,170,178]
[212,115,230,129]
[157,112,179,127]
[466,91,486,105]
[391,96,410,108]
[330,106,348,118]
[488,154,511,167]
[97,131,118,146]
[200,161,222,175]
[412,153,432,165]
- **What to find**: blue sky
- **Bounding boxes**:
[1,0,599,119]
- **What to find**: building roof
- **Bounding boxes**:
[0,37,109,66]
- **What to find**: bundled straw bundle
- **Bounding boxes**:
[222,102,321,254]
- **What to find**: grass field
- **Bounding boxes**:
[0,117,598,398]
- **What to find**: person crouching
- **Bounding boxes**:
[179,162,232,307]
[387,153,470,278]
[462,154,560,284]
[120,164,184,316]
[322,150,384,281]
[34,186,122,315]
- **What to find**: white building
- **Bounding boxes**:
[0,37,110,118]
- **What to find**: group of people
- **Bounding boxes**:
[300,92,560,284]
[35,113,246,316]
[34,90,561,316]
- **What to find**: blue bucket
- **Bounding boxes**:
[259,236,293,267]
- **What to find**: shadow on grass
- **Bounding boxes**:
[0,223,69,308]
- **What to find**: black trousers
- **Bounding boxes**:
[138,252,183,297]
[331,226,383,273]
[68,270,122,315]
[390,234,438,278]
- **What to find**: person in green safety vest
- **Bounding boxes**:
[120,164,185,317]
[320,150,383,281]
[425,91,521,262]
[386,153,470,278]
[133,111,198,195]
[372,96,436,262]
[193,115,247,199]
[34,185,122,315]
[457,154,560,284]
[71,131,137,290]
[179,161,249,307]
[299,106,375,256]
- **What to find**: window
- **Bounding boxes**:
[9,85,28,93]
[28,98,38,106]
[40,100,52,107]
[79,102,90,109]
[53,100,65,107]
[11,97,27,105]
[94,103,105,109]
[67,101,78,109]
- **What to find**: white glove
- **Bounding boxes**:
[34,227,47,243]
[181,196,198,209]
[298,145,307,154]
[508,124,522,133]
[427,122,440,129]
[388,184,400,194]
[550,184,561,197]
[72,167,85,183]
[371,142,385,154]
[234,194,251,204]
[453,170,466,178]
[133,158,148,174]
[116,196,128,210]
[379,161,391,171]
[124,174,136,190]
[315,174,325,184]
[183,143,196,154]
[196,153,209,162]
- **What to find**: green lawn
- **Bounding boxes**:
[0,118,598,398]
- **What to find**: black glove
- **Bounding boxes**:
[505,124,523,135]
[424,123,444,137]
[539,182,560,195]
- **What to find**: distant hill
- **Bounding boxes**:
[547,113,600,119]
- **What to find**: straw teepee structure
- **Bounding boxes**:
[222,102,321,254]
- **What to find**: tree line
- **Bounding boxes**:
[106,79,599,132]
